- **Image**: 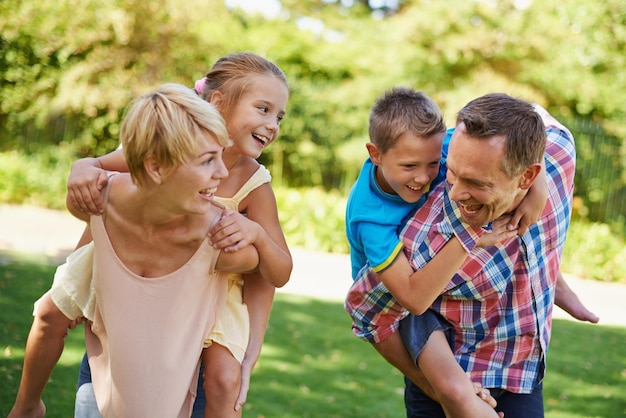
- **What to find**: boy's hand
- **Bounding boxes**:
[477,215,518,248]
[67,158,108,215]
[208,210,261,253]
[510,163,548,236]
[473,381,497,409]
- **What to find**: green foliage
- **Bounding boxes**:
[0,146,73,210]
[0,143,624,282]
[561,221,626,283]
[275,187,349,254]
[1,0,625,227]
[1,0,625,277]
[1,254,625,417]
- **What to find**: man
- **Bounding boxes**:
[398,93,576,417]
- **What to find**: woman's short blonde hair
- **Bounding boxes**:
[121,83,230,186]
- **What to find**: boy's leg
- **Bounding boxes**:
[9,293,72,417]
[202,343,242,418]
[371,332,435,399]
[417,331,499,418]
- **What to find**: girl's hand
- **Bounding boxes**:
[208,210,262,252]
[234,361,252,412]
[67,158,109,215]
[477,215,518,248]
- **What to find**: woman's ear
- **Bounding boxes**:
[144,158,163,184]
[365,142,383,166]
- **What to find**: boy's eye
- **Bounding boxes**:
[259,106,268,113]
[277,115,284,124]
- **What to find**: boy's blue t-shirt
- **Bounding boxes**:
[345,149,447,279]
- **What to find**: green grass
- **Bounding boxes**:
[1,252,625,417]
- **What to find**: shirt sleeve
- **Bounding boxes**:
[357,220,405,273]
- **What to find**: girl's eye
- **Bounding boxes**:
[203,157,214,165]
[277,115,284,124]
[259,106,268,113]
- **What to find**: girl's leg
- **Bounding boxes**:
[417,330,498,418]
[202,343,242,418]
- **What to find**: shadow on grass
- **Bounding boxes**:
[0,252,85,417]
[1,252,624,418]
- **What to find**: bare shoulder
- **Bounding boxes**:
[218,157,260,198]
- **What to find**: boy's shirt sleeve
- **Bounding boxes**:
[357,219,404,273]
[443,128,453,159]
[34,242,96,320]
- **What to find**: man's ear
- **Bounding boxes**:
[144,158,163,184]
[519,163,542,190]
[365,142,383,166]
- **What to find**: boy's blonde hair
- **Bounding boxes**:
[197,52,288,119]
[121,83,230,186]
[369,87,446,154]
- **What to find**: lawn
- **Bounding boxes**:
[1,252,625,418]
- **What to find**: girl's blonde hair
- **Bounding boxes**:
[121,83,229,186]
[196,52,288,118]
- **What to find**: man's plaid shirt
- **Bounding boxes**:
[399,108,575,393]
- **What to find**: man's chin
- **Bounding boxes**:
[459,206,488,227]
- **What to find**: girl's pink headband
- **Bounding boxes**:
[194,77,207,96]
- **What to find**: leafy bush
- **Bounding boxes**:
[275,187,349,254]
[561,221,626,283]
[0,146,72,210]
[1,148,624,283]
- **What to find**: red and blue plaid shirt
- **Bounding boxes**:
[400,109,575,393]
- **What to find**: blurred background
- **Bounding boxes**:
[1,0,624,282]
